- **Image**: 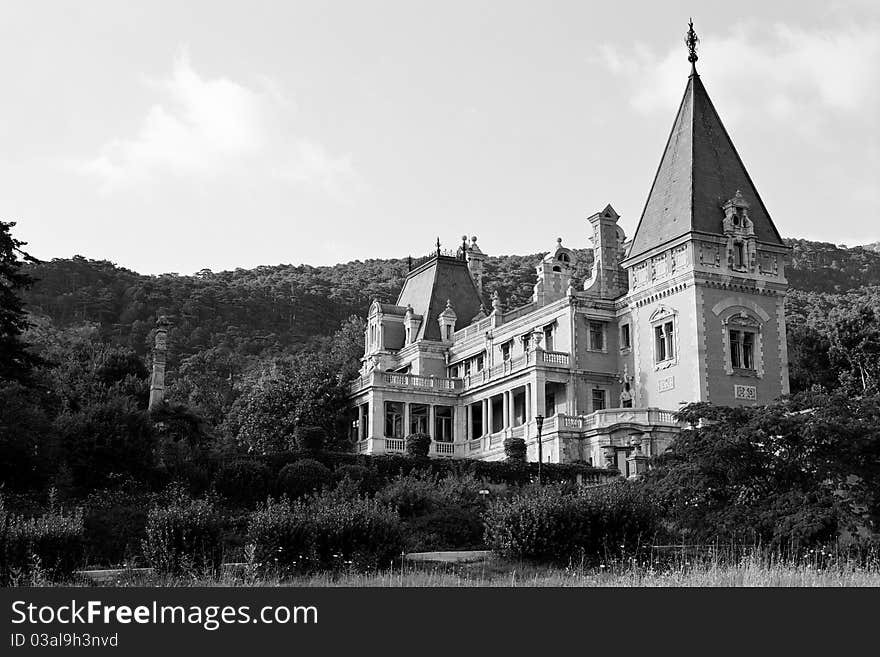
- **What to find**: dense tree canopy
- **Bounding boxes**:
[645,391,880,549]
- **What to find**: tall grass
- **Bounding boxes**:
[66,546,880,587]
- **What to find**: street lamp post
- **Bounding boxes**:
[535,414,544,485]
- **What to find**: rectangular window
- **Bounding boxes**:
[730,329,756,370]
[475,353,484,371]
[743,332,754,369]
[543,324,554,352]
[384,401,404,438]
[409,403,428,435]
[730,330,742,368]
[434,406,453,442]
[734,242,745,268]
[655,325,666,361]
[592,389,606,411]
[522,332,531,353]
[620,323,631,350]
[501,341,512,361]
[464,360,472,377]
[655,321,675,363]
[588,321,605,351]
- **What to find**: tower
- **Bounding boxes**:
[619,20,790,408]
[148,315,171,411]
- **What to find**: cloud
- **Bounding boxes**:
[76,51,361,197]
[597,22,880,130]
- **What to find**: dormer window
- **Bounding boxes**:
[558,253,570,263]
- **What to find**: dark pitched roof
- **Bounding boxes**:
[627,72,784,261]
[395,255,482,341]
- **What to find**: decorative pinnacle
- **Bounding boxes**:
[685,18,699,72]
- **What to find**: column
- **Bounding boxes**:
[487,397,494,435]
[467,404,474,441]
[428,405,435,440]
[371,393,384,440]
[531,374,546,419]
[525,384,532,421]
[403,403,411,437]
[502,391,510,429]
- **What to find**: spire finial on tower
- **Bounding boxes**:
[685,18,699,75]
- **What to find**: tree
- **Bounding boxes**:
[0,221,41,383]
[830,303,880,395]
[644,392,880,549]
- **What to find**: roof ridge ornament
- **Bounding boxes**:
[685,18,699,75]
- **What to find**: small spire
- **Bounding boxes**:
[436,237,441,256]
[685,18,699,75]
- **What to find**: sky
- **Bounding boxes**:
[2,0,878,275]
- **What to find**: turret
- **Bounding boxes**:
[583,204,628,299]
[465,236,486,297]
[533,238,576,306]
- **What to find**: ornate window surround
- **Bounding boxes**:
[649,305,679,371]
[720,311,764,378]
[711,298,769,379]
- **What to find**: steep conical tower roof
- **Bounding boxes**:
[627,24,784,261]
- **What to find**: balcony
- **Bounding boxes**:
[460,350,570,390]
[350,370,463,394]
[354,408,681,460]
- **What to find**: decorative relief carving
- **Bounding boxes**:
[658,376,675,392]
[734,384,756,400]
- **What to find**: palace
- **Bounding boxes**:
[346,24,791,473]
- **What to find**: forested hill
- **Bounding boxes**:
[21,239,880,361]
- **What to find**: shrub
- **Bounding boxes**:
[483,482,660,565]
[276,459,333,499]
[83,479,152,567]
[310,493,404,570]
[294,426,326,452]
[503,437,527,463]
[142,488,224,577]
[377,471,489,551]
[247,497,314,574]
[0,492,85,585]
[214,459,272,506]
[247,491,404,574]
[405,433,431,458]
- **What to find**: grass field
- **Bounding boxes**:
[76,550,880,587]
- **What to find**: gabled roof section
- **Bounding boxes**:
[627,72,784,261]
[395,255,482,341]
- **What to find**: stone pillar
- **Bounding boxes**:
[626,435,650,478]
[467,404,474,440]
[487,397,494,434]
[428,405,435,440]
[531,374,546,419]
[403,403,411,437]
[525,384,532,421]
[148,315,171,411]
[502,391,510,429]
[372,393,384,439]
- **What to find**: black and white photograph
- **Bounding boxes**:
[1,0,879,648]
